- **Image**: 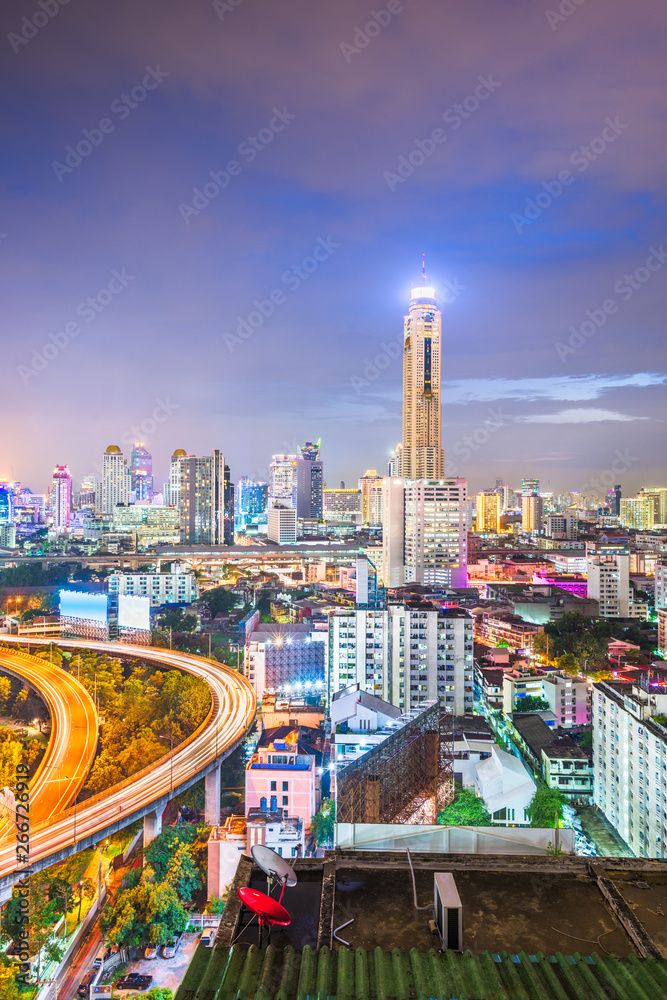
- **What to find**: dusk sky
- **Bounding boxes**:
[1,0,666,497]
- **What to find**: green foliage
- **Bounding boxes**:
[526,787,564,828]
[207,896,226,914]
[143,825,209,897]
[514,696,550,712]
[580,730,593,748]
[438,786,494,827]
[0,959,21,1000]
[310,798,335,845]
[201,586,239,618]
[0,676,12,713]
[100,865,187,949]
[0,564,69,587]
[158,607,198,633]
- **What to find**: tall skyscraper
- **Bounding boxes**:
[0,483,14,525]
[521,493,544,533]
[224,463,234,545]
[476,489,501,533]
[98,446,132,513]
[130,443,153,501]
[292,441,323,519]
[269,454,296,507]
[235,477,269,530]
[165,449,187,508]
[398,271,445,479]
[50,465,72,532]
[179,450,226,545]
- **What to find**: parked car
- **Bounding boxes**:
[144,945,158,959]
[161,932,184,958]
[200,929,214,948]
[116,973,153,991]
[77,970,96,997]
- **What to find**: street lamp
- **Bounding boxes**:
[158,733,174,793]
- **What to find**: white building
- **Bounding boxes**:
[108,570,198,606]
[474,747,537,826]
[97,445,132,514]
[593,672,667,858]
[503,669,591,728]
[330,683,401,733]
[328,603,474,714]
[164,448,187,508]
[322,489,361,523]
[655,562,667,611]
[586,545,630,618]
[382,477,468,588]
[267,505,297,545]
[544,513,576,540]
[268,454,296,509]
[50,465,72,533]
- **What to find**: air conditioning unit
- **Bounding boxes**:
[434,873,463,951]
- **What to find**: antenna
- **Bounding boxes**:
[422,253,427,283]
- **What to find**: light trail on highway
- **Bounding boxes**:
[0,638,256,882]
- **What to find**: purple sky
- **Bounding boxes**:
[1,0,666,497]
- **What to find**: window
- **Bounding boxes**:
[282,795,288,806]
[282,781,288,791]
[271,781,277,791]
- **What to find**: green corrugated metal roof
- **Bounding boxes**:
[174,944,667,1000]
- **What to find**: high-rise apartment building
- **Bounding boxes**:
[359,470,384,526]
[269,454,297,507]
[640,487,667,525]
[292,442,323,519]
[97,446,132,514]
[50,465,72,532]
[328,603,474,713]
[606,485,622,517]
[130,443,153,501]
[0,484,13,525]
[655,562,667,611]
[179,450,226,545]
[620,496,656,531]
[398,280,445,479]
[383,477,468,588]
[476,489,501,533]
[224,464,234,545]
[521,493,543,534]
[165,448,187,508]
[235,477,269,530]
[521,478,540,496]
[322,489,361,522]
[586,545,630,618]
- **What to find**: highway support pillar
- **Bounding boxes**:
[205,763,221,827]
[144,808,163,848]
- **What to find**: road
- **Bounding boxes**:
[0,647,98,835]
[0,637,256,881]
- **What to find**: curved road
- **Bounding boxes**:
[0,638,256,881]
[0,647,98,834]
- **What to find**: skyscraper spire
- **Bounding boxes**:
[422,252,427,283]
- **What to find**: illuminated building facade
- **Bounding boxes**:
[179,449,226,545]
[98,445,132,514]
[322,488,361,522]
[130,443,153,501]
[50,465,72,532]
[521,493,543,534]
[269,454,296,508]
[292,441,323,520]
[0,483,15,526]
[620,496,656,531]
[398,282,445,479]
[359,470,383,526]
[475,489,501,533]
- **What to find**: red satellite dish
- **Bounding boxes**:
[238,887,291,927]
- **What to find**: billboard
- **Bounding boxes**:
[59,590,108,624]
[118,594,151,631]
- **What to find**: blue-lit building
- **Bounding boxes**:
[0,484,13,525]
[235,477,269,532]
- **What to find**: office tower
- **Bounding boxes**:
[496,484,514,511]
[97,446,132,514]
[235,477,269,530]
[328,604,474,713]
[619,496,656,531]
[383,477,468,588]
[267,504,297,544]
[475,489,501,533]
[586,545,630,618]
[179,450,226,545]
[292,441,323,519]
[359,470,384,526]
[224,464,234,545]
[165,448,187,508]
[521,493,543,534]
[545,513,576,540]
[639,487,667,525]
[77,475,96,511]
[130,443,153,501]
[398,277,445,479]
[50,465,72,532]
[322,488,361,522]
[269,453,296,507]
[521,478,540,496]
[0,483,13,525]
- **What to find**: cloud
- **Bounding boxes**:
[441,373,666,405]
[517,408,649,424]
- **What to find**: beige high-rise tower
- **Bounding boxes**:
[398,271,445,479]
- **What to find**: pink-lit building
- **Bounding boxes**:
[533,572,588,598]
[245,725,325,831]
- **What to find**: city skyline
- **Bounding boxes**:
[1,0,665,492]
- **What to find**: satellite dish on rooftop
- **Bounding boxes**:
[251,844,297,901]
[238,886,291,946]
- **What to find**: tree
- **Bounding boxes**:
[165,844,201,902]
[526,787,564,828]
[158,607,198,633]
[201,586,239,618]
[0,677,11,714]
[100,866,187,949]
[0,960,21,1000]
[438,786,493,826]
[514,696,550,712]
[310,799,335,846]
[0,738,21,787]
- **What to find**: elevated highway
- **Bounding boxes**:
[0,637,256,901]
